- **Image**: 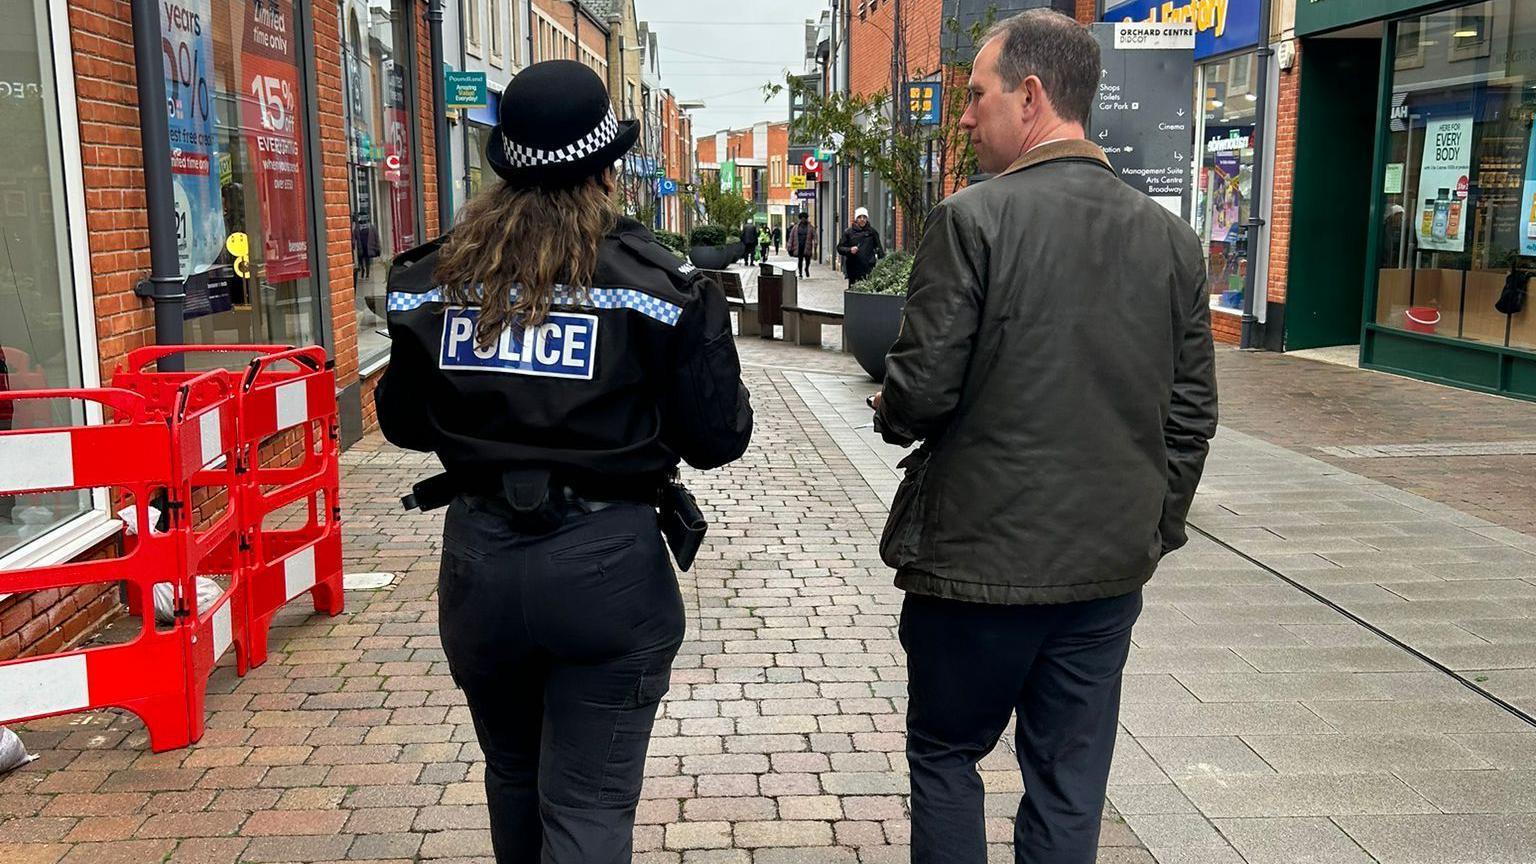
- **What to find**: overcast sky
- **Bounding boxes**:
[635,0,828,137]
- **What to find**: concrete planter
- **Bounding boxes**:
[688,242,744,271]
[844,290,906,382]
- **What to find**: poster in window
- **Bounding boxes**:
[240,0,311,282]
[162,0,228,279]
[383,62,418,253]
[1521,123,1536,258]
[1416,116,1473,254]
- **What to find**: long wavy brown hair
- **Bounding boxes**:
[435,171,616,350]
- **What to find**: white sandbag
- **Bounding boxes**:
[117,504,164,536]
[152,576,225,625]
[0,727,37,774]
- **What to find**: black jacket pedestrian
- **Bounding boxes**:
[838,223,884,282]
[741,222,759,250]
[376,216,754,484]
[876,140,1217,605]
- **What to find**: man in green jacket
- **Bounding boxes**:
[871,11,1217,864]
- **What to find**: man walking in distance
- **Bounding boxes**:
[870,11,1217,864]
[788,211,815,277]
[741,219,760,266]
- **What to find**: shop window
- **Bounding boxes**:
[167,0,322,358]
[466,0,483,55]
[1,0,93,556]
[341,0,421,368]
[490,0,504,64]
[1374,0,1536,352]
[1195,53,1258,314]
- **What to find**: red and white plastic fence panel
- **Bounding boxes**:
[236,347,343,670]
[0,389,200,752]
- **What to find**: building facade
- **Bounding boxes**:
[1,0,441,659]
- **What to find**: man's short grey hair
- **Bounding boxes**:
[983,9,1100,127]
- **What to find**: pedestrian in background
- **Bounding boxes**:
[741,219,760,266]
[838,206,884,286]
[788,211,815,277]
[377,60,753,863]
[771,223,783,256]
[870,11,1217,864]
[757,225,772,265]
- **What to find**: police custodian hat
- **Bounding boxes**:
[486,60,640,190]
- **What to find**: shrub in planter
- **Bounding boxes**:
[845,252,913,382]
[688,225,745,270]
[654,229,689,258]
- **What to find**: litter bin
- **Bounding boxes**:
[756,265,785,338]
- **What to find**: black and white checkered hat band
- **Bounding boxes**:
[501,110,620,169]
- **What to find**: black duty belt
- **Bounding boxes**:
[401,468,662,514]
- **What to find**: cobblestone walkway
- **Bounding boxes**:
[4,338,1536,864]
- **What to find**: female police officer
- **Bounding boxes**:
[375,60,752,862]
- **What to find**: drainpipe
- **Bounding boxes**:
[130,0,186,372]
[1239,0,1274,349]
[428,0,452,233]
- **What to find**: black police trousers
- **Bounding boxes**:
[437,494,685,863]
[900,589,1143,864]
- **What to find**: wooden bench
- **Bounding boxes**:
[707,269,759,337]
[782,305,848,351]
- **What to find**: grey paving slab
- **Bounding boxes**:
[1121,814,1246,864]
[1394,768,1536,813]
[1241,734,1492,774]
[1136,736,1276,780]
[1107,784,1202,816]
[1174,773,1437,817]
[1212,817,1377,864]
[1336,814,1536,864]
[1445,734,1536,769]
[1172,672,1390,703]
[1303,701,1533,734]
[1232,646,1425,673]
[1117,702,1335,737]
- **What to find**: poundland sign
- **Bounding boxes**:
[1102,0,1261,60]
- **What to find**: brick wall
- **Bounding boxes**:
[316,0,358,391]
[1212,310,1242,345]
[1075,0,1095,24]
[72,0,155,382]
[696,135,717,167]
[1267,44,1301,309]
[768,122,791,203]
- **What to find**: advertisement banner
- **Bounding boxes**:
[1521,124,1536,257]
[1101,0,1260,61]
[240,0,311,282]
[1415,116,1473,254]
[162,0,227,282]
[383,62,418,253]
[906,81,940,125]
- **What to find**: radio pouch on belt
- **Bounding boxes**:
[661,479,707,572]
[502,468,566,535]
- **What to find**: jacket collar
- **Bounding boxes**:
[998,138,1111,177]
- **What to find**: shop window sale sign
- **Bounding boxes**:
[1416,117,1473,254]
[1522,123,1536,258]
[162,0,228,281]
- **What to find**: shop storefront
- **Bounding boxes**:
[463,90,501,202]
[1297,0,1536,401]
[1103,0,1265,325]
[340,0,423,371]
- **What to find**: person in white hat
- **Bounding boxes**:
[838,206,885,286]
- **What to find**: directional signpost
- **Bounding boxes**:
[1088,23,1195,217]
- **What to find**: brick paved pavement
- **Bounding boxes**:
[6,336,1536,864]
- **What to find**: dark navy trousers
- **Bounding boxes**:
[438,495,685,864]
[901,589,1143,864]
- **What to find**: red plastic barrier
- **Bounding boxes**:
[0,389,201,752]
[235,347,343,670]
[0,344,344,750]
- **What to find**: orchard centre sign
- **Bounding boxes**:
[1102,0,1261,60]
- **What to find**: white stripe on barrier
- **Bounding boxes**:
[199,408,222,468]
[0,654,90,720]
[283,545,317,601]
[212,601,233,660]
[0,431,75,495]
[275,380,308,430]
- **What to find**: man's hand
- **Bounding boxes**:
[867,391,883,412]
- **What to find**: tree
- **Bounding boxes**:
[697,176,755,231]
[768,9,996,248]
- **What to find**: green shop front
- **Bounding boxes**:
[1293,0,1536,400]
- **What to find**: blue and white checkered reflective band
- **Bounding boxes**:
[385,285,682,327]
